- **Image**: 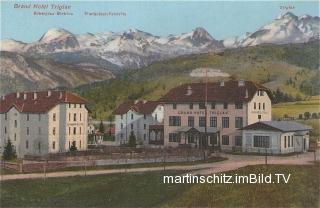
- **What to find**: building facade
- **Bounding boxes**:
[114,100,164,145]
[0,91,88,158]
[241,121,311,154]
[158,80,273,150]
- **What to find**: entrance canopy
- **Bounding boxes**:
[174,126,219,134]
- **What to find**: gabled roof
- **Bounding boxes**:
[113,100,160,115]
[0,91,87,113]
[158,80,272,103]
[242,121,312,132]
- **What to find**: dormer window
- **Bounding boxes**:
[220,81,225,87]
[173,104,177,109]
[189,103,193,109]
[211,102,216,109]
[223,103,228,109]
[199,103,205,109]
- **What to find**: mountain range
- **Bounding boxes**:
[0,12,319,94]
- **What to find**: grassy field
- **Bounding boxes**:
[272,96,320,119]
[1,164,319,208]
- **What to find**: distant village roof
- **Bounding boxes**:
[0,91,87,113]
[158,80,272,103]
[242,121,312,132]
[113,100,160,115]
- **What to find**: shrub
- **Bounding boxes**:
[3,139,17,160]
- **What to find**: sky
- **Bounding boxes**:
[1,1,319,42]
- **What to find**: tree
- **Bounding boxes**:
[128,131,136,147]
[69,141,78,152]
[99,120,105,133]
[304,112,311,120]
[3,139,16,160]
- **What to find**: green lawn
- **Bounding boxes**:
[1,164,319,208]
[272,96,320,119]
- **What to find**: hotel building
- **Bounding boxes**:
[0,91,88,158]
[158,80,273,150]
[113,100,164,145]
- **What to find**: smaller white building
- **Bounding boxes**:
[113,100,164,145]
[242,121,312,154]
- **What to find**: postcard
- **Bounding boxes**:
[0,1,319,207]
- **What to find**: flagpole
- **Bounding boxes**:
[204,69,208,150]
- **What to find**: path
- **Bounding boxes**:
[0,151,318,181]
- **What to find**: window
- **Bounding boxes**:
[53,127,56,135]
[38,114,41,121]
[222,117,229,128]
[14,120,17,128]
[254,136,270,148]
[263,103,265,110]
[27,127,29,135]
[199,116,206,127]
[14,133,16,141]
[199,103,205,109]
[188,134,196,143]
[210,134,217,145]
[68,127,71,135]
[188,116,194,127]
[258,103,261,110]
[120,133,123,140]
[69,103,71,108]
[26,140,29,149]
[5,126,7,134]
[189,103,193,109]
[235,117,243,128]
[235,136,242,146]
[131,114,134,120]
[121,123,123,129]
[144,124,146,129]
[144,114,146,119]
[169,116,181,126]
[5,113,7,120]
[258,115,262,120]
[73,113,76,121]
[260,91,264,96]
[144,134,146,141]
[210,117,217,127]
[73,127,76,135]
[169,133,181,142]
[288,136,290,147]
[254,102,256,109]
[121,115,123,119]
[53,113,56,121]
[27,114,30,121]
[131,124,133,130]
[74,104,76,108]
[69,113,71,121]
[235,102,243,109]
[173,104,177,109]
[291,136,294,147]
[211,102,216,109]
[155,114,158,120]
[223,103,228,109]
[52,141,55,150]
[80,114,82,121]
[222,135,229,145]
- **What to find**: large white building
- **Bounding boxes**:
[113,100,164,145]
[0,91,88,158]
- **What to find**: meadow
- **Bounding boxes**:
[1,164,319,208]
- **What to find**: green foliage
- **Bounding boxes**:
[128,131,136,147]
[99,120,105,133]
[2,139,16,161]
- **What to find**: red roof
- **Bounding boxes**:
[113,100,160,115]
[158,80,272,103]
[0,91,87,113]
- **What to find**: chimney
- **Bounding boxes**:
[23,93,27,100]
[47,90,52,97]
[238,80,245,87]
[220,81,225,87]
[245,88,249,98]
[134,100,139,104]
[33,92,37,100]
[186,86,192,96]
[16,92,20,99]
[59,92,63,99]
